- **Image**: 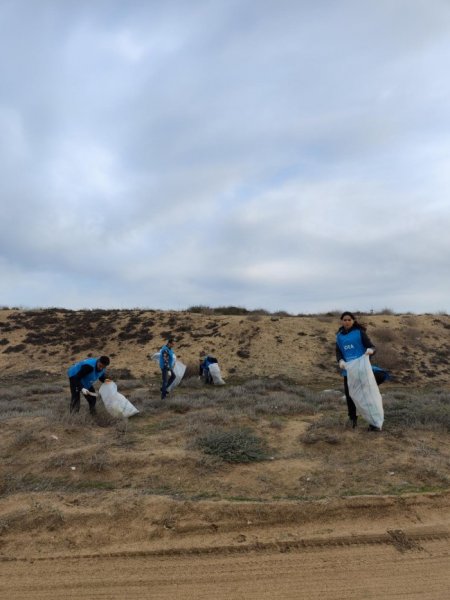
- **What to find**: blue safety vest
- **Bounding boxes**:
[336,328,366,362]
[67,358,106,389]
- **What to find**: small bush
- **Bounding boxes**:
[3,344,26,353]
[378,307,396,315]
[195,427,269,463]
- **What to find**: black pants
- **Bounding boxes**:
[69,378,96,414]
[343,376,357,421]
[201,368,213,384]
[161,367,176,399]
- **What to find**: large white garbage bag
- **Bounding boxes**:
[208,363,225,385]
[99,382,139,418]
[151,352,186,392]
[168,360,186,392]
[345,354,384,429]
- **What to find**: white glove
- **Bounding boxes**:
[339,360,346,370]
[365,348,374,355]
[81,388,89,395]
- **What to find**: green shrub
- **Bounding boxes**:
[195,427,269,463]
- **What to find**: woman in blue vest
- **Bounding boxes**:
[335,312,377,429]
[67,355,110,415]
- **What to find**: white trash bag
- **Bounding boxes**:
[208,362,225,385]
[99,381,139,418]
[168,360,186,392]
[151,352,186,392]
[345,354,384,429]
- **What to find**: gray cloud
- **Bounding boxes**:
[1,0,450,312]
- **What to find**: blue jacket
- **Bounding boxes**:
[67,358,107,389]
[159,345,175,369]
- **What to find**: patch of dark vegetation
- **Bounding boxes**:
[117,330,137,341]
[3,344,26,353]
[195,427,270,463]
[136,332,154,345]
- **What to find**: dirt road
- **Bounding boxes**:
[2,531,449,599]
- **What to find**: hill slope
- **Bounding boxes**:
[1,308,449,385]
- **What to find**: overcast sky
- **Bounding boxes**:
[1,0,450,314]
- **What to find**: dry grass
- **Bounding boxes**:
[0,373,449,503]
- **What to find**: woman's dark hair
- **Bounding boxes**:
[339,311,366,331]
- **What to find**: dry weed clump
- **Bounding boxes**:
[195,427,270,463]
[184,410,234,438]
[299,415,343,445]
[82,451,112,473]
[383,390,450,431]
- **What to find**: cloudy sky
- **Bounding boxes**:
[1,0,450,314]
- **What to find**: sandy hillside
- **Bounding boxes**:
[1,308,450,384]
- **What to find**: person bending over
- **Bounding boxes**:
[67,355,110,415]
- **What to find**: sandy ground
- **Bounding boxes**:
[1,493,450,599]
[2,537,449,599]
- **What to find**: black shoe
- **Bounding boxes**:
[368,424,381,432]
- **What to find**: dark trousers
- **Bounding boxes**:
[343,376,357,421]
[161,367,176,399]
[69,378,96,414]
[201,368,213,384]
